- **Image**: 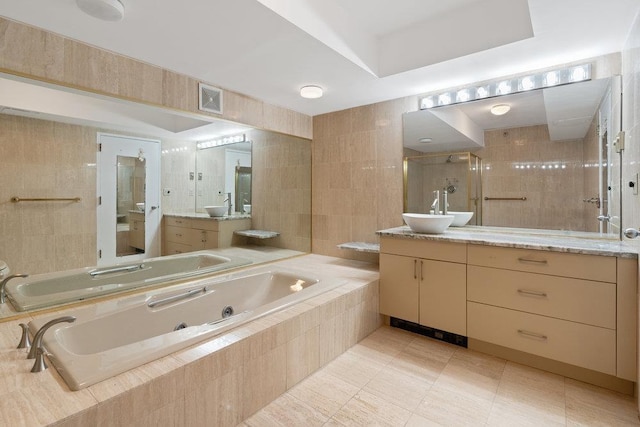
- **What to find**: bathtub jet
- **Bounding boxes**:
[4,251,251,311]
[28,266,345,390]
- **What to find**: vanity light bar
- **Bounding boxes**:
[419,64,591,110]
[197,133,246,150]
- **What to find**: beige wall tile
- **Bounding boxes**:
[63,39,119,95]
[0,18,65,81]
[116,56,163,105]
[223,91,264,128]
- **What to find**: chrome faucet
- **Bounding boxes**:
[0,273,28,304]
[224,192,233,216]
[27,316,76,360]
[431,190,440,214]
[443,190,448,215]
[17,323,31,349]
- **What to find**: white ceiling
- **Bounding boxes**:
[0,0,638,116]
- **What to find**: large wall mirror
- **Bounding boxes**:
[403,74,622,238]
[0,72,311,319]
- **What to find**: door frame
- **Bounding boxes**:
[96,132,161,266]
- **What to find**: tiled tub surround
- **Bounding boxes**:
[33,265,346,391]
[0,254,380,426]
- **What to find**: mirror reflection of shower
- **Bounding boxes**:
[404,152,482,225]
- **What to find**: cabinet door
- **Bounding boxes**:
[129,220,145,250]
[419,259,466,335]
[202,230,219,249]
[380,254,419,323]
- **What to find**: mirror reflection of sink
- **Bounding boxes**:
[402,213,454,234]
[205,206,227,217]
[448,211,474,227]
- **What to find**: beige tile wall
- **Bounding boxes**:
[0,115,97,273]
[0,18,312,140]
[312,97,417,261]
[160,140,197,214]
[477,125,588,231]
[251,130,312,252]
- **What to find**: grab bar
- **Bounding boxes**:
[484,197,527,201]
[148,287,206,308]
[11,197,81,203]
[90,264,145,277]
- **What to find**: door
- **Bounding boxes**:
[419,259,467,335]
[97,133,161,266]
[379,253,419,323]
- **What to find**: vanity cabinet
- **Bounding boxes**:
[379,237,467,335]
[163,216,251,255]
[128,211,145,250]
[379,235,637,383]
[466,245,636,381]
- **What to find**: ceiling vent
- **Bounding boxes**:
[198,83,223,115]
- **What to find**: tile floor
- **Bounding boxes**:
[240,326,640,426]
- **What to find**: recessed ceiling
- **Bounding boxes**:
[0,0,638,116]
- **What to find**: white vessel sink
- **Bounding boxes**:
[204,206,227,217]
[448,211,474,227]
[402,213,454,234]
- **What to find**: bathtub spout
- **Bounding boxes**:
[0,273,29,304]
[27,316,76,360]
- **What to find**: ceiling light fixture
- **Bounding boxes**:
[418,137,433,143]
[490,104,511,116]
[76,0,125,21]
[197,134,246,150]
[300,85,323,99]
[419,63,591,110]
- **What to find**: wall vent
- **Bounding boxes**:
[198,83,223,114]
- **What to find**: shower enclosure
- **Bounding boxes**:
[404,152,482,225]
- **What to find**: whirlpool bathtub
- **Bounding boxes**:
[29,265,345,390]
[6,251,251,311]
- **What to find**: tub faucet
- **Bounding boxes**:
[224,192,233,216]
[27,316,76,360]
[0,273,28,304]
[431,190,440,214]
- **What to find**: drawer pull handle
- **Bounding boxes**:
[517,329,548,341]
[517,257,548,265]
[414,259,417,279]
[176,233,182,237]
[517,289,548,298]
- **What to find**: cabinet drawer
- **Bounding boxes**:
[164,241,192,255]
[467,266,615,328]
[380,237,466,263]
[165,216,192,228]
[467,245,616,283]
[165,225,194,244]
[467,302,616,375]
[191,218,219,232]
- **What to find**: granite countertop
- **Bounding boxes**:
[376,225,639,258]
[337,242,381,253]
[164,212,251,221]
